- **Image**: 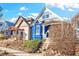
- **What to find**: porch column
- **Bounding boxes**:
[42,23,46,39]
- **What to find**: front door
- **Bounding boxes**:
[18,29,24,40]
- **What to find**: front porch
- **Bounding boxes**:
[5,26,26,40]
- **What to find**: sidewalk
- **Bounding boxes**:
[0,47,43,56]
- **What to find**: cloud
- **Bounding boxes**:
[29,13,39,19]
[27,16,33,18]
[68,8,74,11]
[45,3,65,10]
[30,13,39,17]
[27,15,36,19]
[20,6,28,11]
[65,3,79,8]
[45,0,79,10]
[8,16,27,23]
[18,12,22,15]
[8,18,17,23]
[58,5,64,10]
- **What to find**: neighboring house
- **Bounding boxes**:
[0,20,11,32]
[4,21,14,37]
[0,20,14,37]
[72,13,79,39]
[9,16,34,40]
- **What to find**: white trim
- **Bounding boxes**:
[42,24,45,39]
[45,7,63,21]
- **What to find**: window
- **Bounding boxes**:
[46,14,49,18]
[36,25,40,35]
[42,14,49,19]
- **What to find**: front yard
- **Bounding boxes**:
[0,37,43,54]
[0,35,79,56]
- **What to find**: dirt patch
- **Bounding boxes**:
[0,50,15,56]
[0,39,35,53]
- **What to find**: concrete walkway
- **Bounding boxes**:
[0,47,43,56]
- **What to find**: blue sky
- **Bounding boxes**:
[0,3,79,22]
[0,3,45,22]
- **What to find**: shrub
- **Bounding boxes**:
[23,40,41,49]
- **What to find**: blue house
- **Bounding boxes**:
[31,6,63,40]
[31,20,43,40]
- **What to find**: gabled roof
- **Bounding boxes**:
[32,6,63,26]
[15,16,29,26]
[35,6,63,21]
[35,6,46,20]
[15,16,34,28]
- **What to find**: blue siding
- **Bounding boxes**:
[44,26,48,33]
[32,22,42,40]
[44,25,50,37]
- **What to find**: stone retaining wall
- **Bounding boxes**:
[41,21,75,56]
